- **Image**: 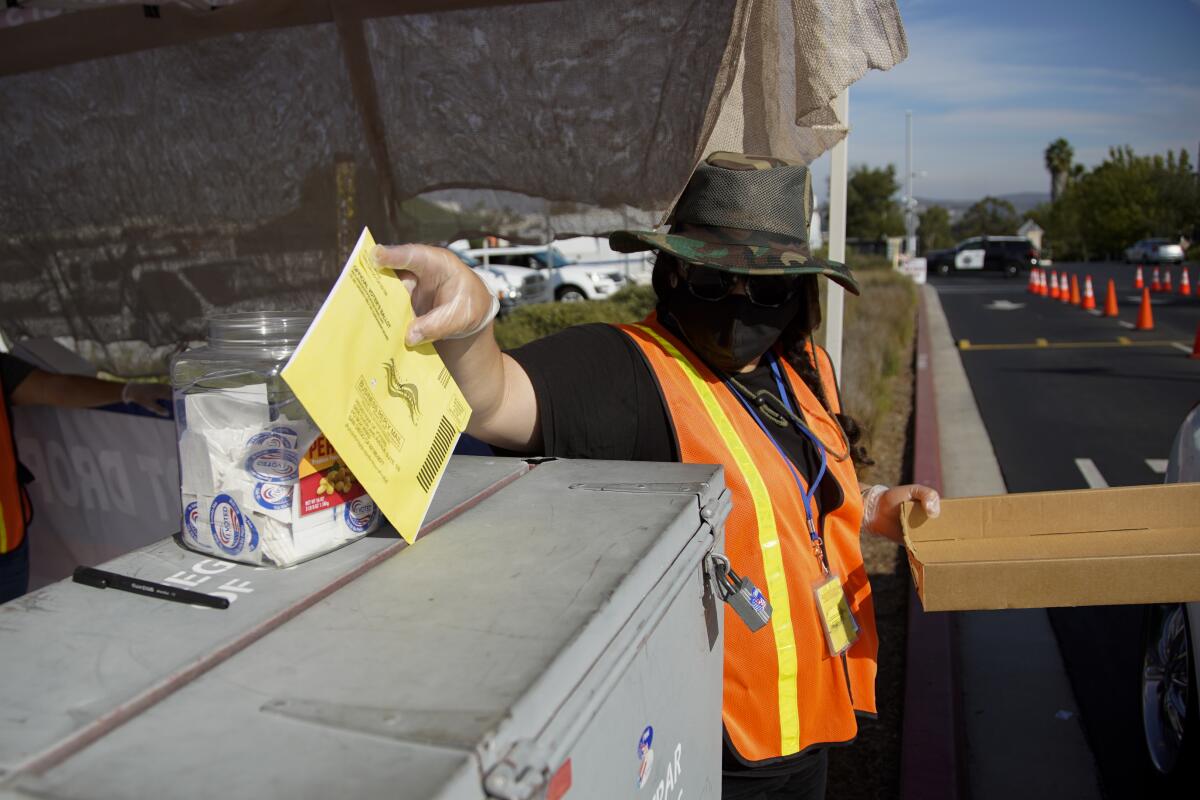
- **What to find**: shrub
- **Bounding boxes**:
[494,285,656,349]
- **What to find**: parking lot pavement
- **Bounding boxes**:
[929,266,1198,798]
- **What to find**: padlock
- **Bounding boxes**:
[708,553,772,632]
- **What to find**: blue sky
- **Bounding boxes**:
[809,0,1200,204]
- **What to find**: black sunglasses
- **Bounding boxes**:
[682,264,802,308]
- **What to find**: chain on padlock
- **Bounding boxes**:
[708,553,772,632]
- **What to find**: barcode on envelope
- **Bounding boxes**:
[417,416,455,493]
[437,367,450,388]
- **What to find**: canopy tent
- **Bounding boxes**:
[0,0,906,371]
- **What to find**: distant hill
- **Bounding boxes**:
[917,192,1049,218]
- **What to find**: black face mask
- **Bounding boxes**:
[665,281,802,374]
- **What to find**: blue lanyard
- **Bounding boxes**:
[724,352,831,569]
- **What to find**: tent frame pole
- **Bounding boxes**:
[825,89,849,381]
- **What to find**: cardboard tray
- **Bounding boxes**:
[902,483,1200,611]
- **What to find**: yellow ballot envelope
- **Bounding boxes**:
[282,227,471,543]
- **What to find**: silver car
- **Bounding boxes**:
[1141,402,1200,786]
[1124,238,1185,264]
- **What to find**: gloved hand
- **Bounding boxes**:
[861,483,941,543]
[121,382,172,417]
[372,244,500,346]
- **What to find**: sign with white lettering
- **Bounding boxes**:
[898,257,928,285]
[13,406,179,590]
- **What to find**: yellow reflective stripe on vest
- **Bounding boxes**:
[634,324,801,754]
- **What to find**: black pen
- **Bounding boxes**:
[72,566,230,610]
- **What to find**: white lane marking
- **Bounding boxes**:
[1118,320,1136,329]
[1087,309,1102,316]
[1170,342,1192,354]
[1074,458,1109,488]
[1145,459,1168,474]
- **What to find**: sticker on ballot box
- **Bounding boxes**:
[210,494,248,556]
[184,500,201,542]
[343,496,380,534]
[245,448,300,484]
[813,574,860,657]
[246,430,291,449]
[253,482,292,511]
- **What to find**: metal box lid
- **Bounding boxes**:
[0,456,529,777]
[2,458,727,799]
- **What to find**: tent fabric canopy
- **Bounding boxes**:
[0,0,906,367]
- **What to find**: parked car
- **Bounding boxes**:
[449,247,550,312]
[926,236,1040,278]
[1124,238,1185,265]
[1140,401,1200,788]
[554,235,655,286]
[467,244,627,302]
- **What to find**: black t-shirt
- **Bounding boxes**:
[509,323,844,516]
[0,353,35,405]
[509,322,848,775]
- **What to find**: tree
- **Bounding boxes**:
[845,164,904,241]
[1045,138,1074,203]
[917,205,953,253]
[1033,145,1200,260]
[1071,145,1200,258]
[953,197,1020,239]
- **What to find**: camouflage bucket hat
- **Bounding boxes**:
[609,152,859,295]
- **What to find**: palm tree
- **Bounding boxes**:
[1044,138,1074,202]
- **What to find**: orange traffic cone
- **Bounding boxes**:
[1135,287,1154,330]
[1181,268,1192,297]
[1038,270,1048,296]
[1151,267,1162,292]
[1164,270,1174,293]
[1104,279,1119,317]
[1069,275,1082,305]
[1191,323,1200,359]
[1082,276,1096,310]
[1049,270,1060,299]
[1027,269,1039,294]
[1135,265,1144,289]
[1059,273,1071,303]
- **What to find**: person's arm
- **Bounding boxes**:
[372,244,540,452]
[10,369,170,416]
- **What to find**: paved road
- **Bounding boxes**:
[930,261,1199,799]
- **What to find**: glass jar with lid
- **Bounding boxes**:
[171,311,380,567]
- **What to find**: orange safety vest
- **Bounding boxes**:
[0,386,31,555]
[618,314,877,763]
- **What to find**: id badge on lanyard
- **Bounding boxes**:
[731,354,861,659]
[805,517,860,658]
[813,573,860,657]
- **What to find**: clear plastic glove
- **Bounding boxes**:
[372,244,500,346]
[122,382,172,417]
[861,483,941,543]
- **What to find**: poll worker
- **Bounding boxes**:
[0,352,170,604]
[375,152,941,800]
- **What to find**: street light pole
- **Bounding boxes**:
[905,110,917,256]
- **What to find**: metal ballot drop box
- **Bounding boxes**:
[0,457,731,800]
